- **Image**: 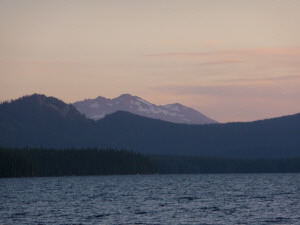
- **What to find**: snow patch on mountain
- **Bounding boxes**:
[136,97,152,106]
[73,94,218,124]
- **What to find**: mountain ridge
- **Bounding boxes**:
[0,94,300,159]
[73,94,218,124]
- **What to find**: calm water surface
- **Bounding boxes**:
[0,174,299,224]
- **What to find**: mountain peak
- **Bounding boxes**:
[95,96,107,101]
[118,93,134,98]
[114,93,134,101]
[73,94,218,124]
[10,94,83,119]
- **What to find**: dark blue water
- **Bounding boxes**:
[0,174,299,224]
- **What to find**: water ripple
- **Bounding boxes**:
[0,174,299,224]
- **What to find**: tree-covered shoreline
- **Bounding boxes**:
[0,147,157,177]
[154,155,300,174]
[1,147,300,178]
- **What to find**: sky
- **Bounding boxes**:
[1,0,300,122]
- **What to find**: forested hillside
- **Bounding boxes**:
[1,94,300,159]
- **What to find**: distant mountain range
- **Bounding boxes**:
[73,94,217,124]
[0,94,300,159]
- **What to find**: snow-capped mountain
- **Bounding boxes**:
[73,94,218,124]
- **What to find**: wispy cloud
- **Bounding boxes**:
[196,59,244,66]
[146,51,244,65]
[152,75,300,99]
[147,47,300,58]
[219,74,300,83]
[146,47,300,69]
[146,52,215,57]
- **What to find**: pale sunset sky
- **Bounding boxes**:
[1,0,300,122]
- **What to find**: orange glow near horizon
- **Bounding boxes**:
[1,0,300,122]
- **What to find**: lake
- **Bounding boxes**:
[0,174,299,224]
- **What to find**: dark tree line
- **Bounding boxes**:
[1,147,300,178]
[0,147,157,177]
[153,155,300,174]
